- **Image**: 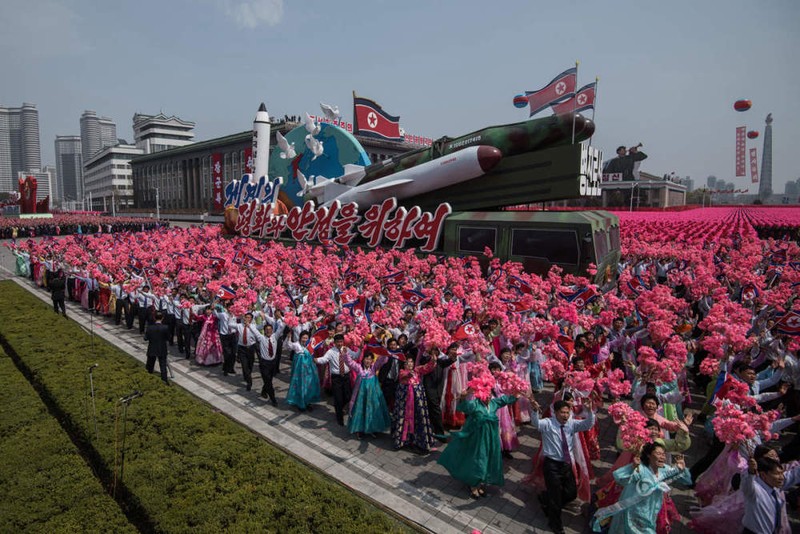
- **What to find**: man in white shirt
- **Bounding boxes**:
[255,323,280,405]
[137,285,156,334]
[314,334,351,425]
[214,300,238,376]
[235,313,259,391]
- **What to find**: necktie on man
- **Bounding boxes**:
[268,339,274,358]
[560,425,572,464]
[243,325,248,345]
[772,489,781,533]
[339,349,347,376]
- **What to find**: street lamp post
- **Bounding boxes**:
[629,182,640,212]
[155,187,160,221]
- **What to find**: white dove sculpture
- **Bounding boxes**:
[276,131,296,160]
[320,102,341,122]
[304,134,324,161]
[303,112,321,136]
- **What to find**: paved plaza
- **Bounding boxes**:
[0,247,792,534]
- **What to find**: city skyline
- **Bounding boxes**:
[1,0,799,194]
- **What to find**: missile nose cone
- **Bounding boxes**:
[258,103,267,112]
[476,146,503,172]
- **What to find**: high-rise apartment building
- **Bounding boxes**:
[80,110,117,162]
[0,102,41,193]
[55,135,83,204]
[132,113,195,154]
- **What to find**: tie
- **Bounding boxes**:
[268,339,274,358]
[772,489,781,533]
[560,425,572,464]
[243,326,248,345]
[144,296,149,309]
[339,349,347,376]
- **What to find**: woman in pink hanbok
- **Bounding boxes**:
[489,362,519,456]
[195,307,223,366]
[440,343,472,429]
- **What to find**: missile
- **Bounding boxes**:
[358,112,594,186]
[317,145,502,208]
[252,103,271,181]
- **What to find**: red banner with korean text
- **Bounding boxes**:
[212,153,224,212]
[749,147,759,184]
[735,126,746,176]
[230,198,451,253]
[243,147,253,174]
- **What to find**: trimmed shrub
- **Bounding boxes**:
[0,346,135,533]
[0,281,412,533]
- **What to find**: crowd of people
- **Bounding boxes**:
[0,214,163,239]
[6,206,800,534]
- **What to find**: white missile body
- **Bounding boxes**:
[313,145,502,208]
[252,103,271,181]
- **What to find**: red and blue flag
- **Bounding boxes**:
[353,95,403,141]
[551,82,596,115]
[521,67,577,117]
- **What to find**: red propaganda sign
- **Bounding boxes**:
[749,147,759,184]
[234,197,451,253]
[243,147,254,174]
[212,153,224,212]
[735,127,746,177]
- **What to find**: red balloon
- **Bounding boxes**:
[734,99,752,112]
[747,130,759,139]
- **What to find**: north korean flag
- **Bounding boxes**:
[365,342,391,358]
[452,321,479,341]
[627,275,650,295]
[244,254,264,268]
[343,270,361,287]
[775,311,800,336]
[354,95,403,141]
[381,271,406,285]
[307,326,330,352]
[217,285,237,300]
[503,299,530,313]
[740,283,759,302]
[231,251,244,265]
[343,296,370,323]
[551,82,596,115]
[569,287,598,308]
[401,289,428,307]
[142,266,159,279]
[523,67,577,117]
[209,257,226,270]
[508,275,533,295]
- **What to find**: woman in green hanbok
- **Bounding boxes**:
[437,388,518,499]
[593,442,691,533]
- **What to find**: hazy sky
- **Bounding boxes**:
[2,0,798,192]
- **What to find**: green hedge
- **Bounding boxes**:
[0,346,136,533]
[0,281,412,533]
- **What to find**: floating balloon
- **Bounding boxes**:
[513,94,528,108]
[734,99,752,112]
[747,130,759,139]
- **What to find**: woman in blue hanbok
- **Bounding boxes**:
[593,442,691,534]
[285,331,321,411]
[344,349,391,437]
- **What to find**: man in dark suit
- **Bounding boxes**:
[145,311,171,384]
[49,269,67,317]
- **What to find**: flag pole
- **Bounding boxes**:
[352,90,358,135]
[571,60,580,144]
[589,76,599,148]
